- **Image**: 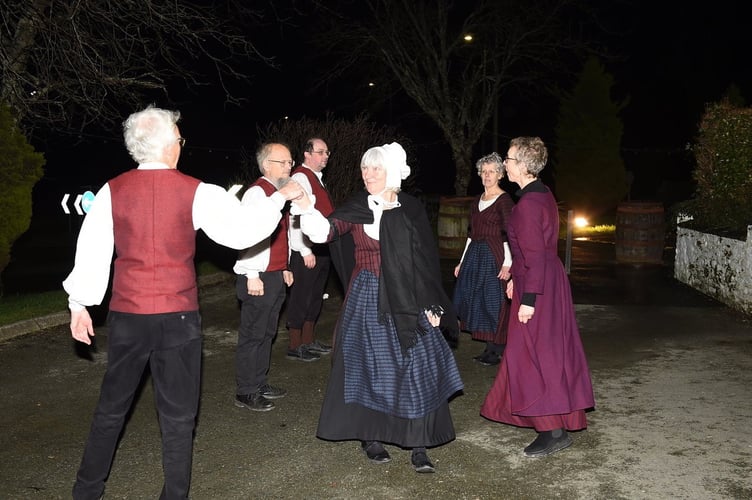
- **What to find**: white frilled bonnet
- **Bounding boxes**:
[361,142,411,240]
[380,142,411,190]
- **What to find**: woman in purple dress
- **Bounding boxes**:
[452,152,514,366]
[480,137,595,458]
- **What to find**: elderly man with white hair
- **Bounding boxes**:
[64,107,305,499]
[292,142,464,474]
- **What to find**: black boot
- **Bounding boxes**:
[523,428,572,458]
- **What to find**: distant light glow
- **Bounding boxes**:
[368,82,375,87]
[574,217,588,228]
[463,34,473,42]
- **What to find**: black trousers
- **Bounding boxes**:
[72,310,202,500]
[235,272,286,395]
[286,250,331,329]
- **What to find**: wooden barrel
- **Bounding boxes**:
[437,196,474,258]
[615,201,666,264]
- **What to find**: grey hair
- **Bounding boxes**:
[123,106,180,163]
[255,142,291,176]
[476,152,505,176]
[509,136,548,177]
[360,145,387,169]
[256,143,275,175]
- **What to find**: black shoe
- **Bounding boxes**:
[361,441,391,464]
[473,349,488,361]
[286,345,321,362]
[523,429,572,457]
[477,350,501,366]
[411,451,435,473]
[258,383,287,399]
[234,392,274,412]
[306,339,332,354]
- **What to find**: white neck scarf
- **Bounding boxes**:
[364,190,401,240]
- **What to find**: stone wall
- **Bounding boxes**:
[674,225,752,315]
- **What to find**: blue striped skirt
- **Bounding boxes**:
[340,271,464,419]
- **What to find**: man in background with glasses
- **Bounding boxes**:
[286,137,335,362]
[233,142,297,411]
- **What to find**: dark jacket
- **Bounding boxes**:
[328,191,459,352]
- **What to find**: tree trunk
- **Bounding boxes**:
[450,147,473,196]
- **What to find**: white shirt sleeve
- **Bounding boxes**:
[458,238,471,264]
[230,185,282,278]
[62,184,115,311]
[62,180,287,311]
[287,172,314,257]
[300,208,332,243]
[503,242,512,267]
[193,182,284,250]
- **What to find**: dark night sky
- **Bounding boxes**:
[7,0,751,293]
[33,0,752,218]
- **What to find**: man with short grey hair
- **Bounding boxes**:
[64,107,305,499]
[233,142,296,411]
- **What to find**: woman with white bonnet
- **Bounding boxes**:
[292,142,464,473]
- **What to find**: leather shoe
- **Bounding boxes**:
[361,441,391,464]
[234,392,274,412]
[523,429,572,457]
[411,451,435,473]
[476,350,501,366]
[473,349,488,361]
[306,339,332,354]
[286,345,320,362]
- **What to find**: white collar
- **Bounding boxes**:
[137,162,171,170]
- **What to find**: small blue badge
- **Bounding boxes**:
[81,191,96,213]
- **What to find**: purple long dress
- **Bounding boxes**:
[480,181,595,431]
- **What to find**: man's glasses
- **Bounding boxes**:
[268,159,295,167]
[313,150,331,156]
[503,157,519,163]
[177,137,186,147]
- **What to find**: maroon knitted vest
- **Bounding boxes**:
[108,169,201,314]
[294,166,334,216]
[252,178,289,272]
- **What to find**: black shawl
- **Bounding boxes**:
[328,191,459,353]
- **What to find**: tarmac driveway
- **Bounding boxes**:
[1,240,750,499]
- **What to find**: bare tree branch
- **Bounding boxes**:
[0,0,275,136]
[310,0,589,195]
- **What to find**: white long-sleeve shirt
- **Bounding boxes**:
[63,163,287,311]
[287,165,323,257]
[232,179,290,278]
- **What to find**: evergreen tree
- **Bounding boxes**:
[0,104,45,295]
[554,57,628,217]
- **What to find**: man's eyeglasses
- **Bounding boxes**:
[268,159,295,167]
[313,150,331,156]
[177,137,186,147]
[503,156,519,163]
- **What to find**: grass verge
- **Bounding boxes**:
[0,290,68,326]
[0,261,227,327]
[560,224,616,240]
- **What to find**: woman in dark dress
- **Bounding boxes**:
[293,142,463,473]
[480,137,595,458]
[452,152,514,366]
